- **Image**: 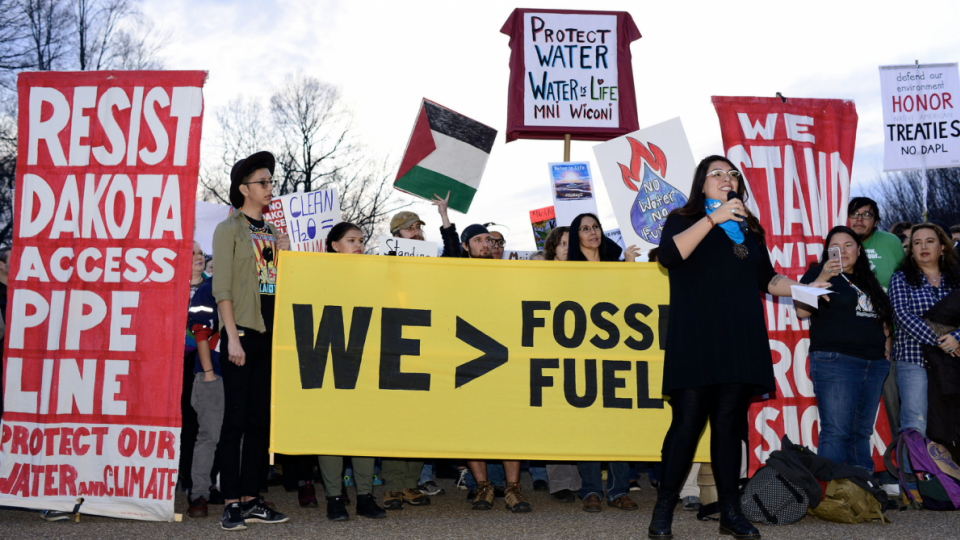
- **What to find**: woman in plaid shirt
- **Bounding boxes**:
[889,223,960,437]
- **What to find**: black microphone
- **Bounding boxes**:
[726,191,749,234]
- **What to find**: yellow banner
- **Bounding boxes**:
[271,252,710,461]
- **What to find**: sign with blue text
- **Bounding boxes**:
[278,188,341,252]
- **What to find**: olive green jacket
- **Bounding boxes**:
[211,209,279,333]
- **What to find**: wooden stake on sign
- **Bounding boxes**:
[563,134,571,161]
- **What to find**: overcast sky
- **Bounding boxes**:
[146,0,960,251]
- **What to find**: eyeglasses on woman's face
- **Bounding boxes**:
[705,169,742,182]
[578,224,601,233]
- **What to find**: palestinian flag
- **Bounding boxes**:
[395,99,497,213]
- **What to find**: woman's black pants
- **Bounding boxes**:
[659,383,753,498]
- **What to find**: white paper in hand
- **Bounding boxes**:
[791,285,833,307]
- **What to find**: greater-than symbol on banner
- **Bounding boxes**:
[454,317,508,388]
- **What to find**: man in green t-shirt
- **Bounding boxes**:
[849,197,904,291]
[847,197,902,491]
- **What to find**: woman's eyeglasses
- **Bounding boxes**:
[705,170,742,181]
[579,224,601,233]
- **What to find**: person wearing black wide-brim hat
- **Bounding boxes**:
[212,151,292,531]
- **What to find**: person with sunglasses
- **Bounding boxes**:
[212,151,291,530]
[649,156,828,540]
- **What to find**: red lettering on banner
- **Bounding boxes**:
[59,427,74,455]
[11,464,30,497]
[143,468,158,499]
[137,430,156,457]
[59,464,77,496]
[44,465,58,496]
[158,431,175,459]
[118,427,136,457]
[11,426,28,454]
[92,427,108,455]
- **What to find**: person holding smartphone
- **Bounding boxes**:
[796,226,892,473]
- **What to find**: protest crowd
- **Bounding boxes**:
[34,149,947,538]
[4,9,960,540]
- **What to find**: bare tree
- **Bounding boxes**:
[199,95,277,203]
[202,77,410,242]
[270,71,356,195]
[868,168,960,228]
[111,18,170,70]
[18,0,72,71]
[334,157,410,246]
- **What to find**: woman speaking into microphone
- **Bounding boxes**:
[647,156,827,540]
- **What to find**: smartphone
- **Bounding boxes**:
[828,247,841,264]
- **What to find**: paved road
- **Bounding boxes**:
[1,475,958,539]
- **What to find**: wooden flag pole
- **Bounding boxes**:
[563,134,571,161]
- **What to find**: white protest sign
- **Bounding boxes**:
[279,188,342,252]
[379,236,438,257]
[523,12,619,128]
[503,250,537,260]
[880,63,960,171]
[195,201,231,255]
[604,228,626,261]
[549,162,599,227]
[592,117,696,252]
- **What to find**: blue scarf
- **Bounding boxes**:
[705,199,745,244]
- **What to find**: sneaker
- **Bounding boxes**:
[241,498,289,524]
[682,495,702,511]
[220,502,247,531]
[494,485,506,499]
[298,484,318,508]
[418,480,445,496]
[208,487,225,505]
[403,488,431,506]
[384,491,404,510]
[356,494,386,519]
[326,496,349,521]
[373,474,383,486]
[40,510,71,522]
[629,479,642,492]
[550,489,576,503]
[504,482,532,513]
[472,481,495,510]
[533,479,548,492]
[188,495,209,518]
[456,468,470,491]
[343,474,354,487]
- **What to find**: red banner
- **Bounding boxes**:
[1,71,205,520]
[712,97,890,473]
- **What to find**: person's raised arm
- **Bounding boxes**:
[433,191,452,229]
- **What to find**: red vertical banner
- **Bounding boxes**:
[0,71,205,520]
[712,97,889,473]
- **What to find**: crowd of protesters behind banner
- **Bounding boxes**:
[12,151,960,538]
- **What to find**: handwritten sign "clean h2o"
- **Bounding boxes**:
[279,188,341,252]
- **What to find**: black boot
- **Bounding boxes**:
[648,489,678,539]
[719,495,760,539]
